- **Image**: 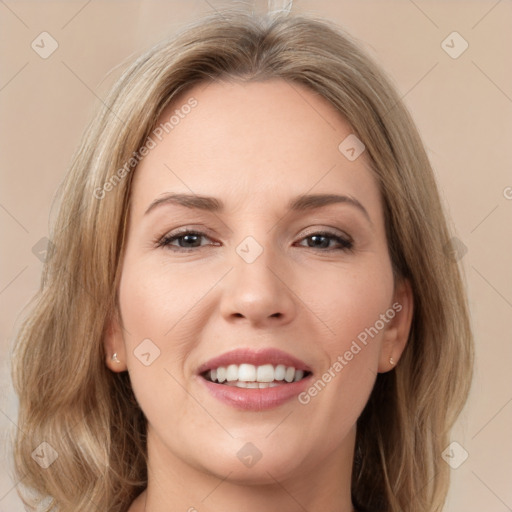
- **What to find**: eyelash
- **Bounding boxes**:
[155,229,354,253]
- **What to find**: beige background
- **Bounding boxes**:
[1,0,511,510]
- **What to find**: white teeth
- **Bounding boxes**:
[216,367,226,383]
[226,364,238,382]
[238,363,257,382]
[274,364,286,380]
[206,363,308,385]
[256,364,274,382]
[284,366,295,383]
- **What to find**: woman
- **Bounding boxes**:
[11,8,473,512]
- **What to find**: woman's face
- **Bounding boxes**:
[106,79,412,487]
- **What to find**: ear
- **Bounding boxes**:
[103,309,128,373]
[377,277,414,373]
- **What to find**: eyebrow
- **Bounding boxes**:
[144,192,372,223]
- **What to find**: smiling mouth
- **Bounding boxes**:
[201,363,312,388]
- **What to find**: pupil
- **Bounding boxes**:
[310,235,328,248]
[182,234,199,247]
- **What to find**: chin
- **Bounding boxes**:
[194,438,308,484]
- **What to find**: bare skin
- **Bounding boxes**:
[105,79,413,512]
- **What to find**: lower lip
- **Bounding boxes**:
[198,375,313,411]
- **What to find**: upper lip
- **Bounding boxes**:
[196,348,312,375]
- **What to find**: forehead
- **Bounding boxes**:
[130,79,382,218]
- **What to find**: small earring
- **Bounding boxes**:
[111,353,121,364]
[389,357,395,365]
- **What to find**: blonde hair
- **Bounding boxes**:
[11,8,473,512]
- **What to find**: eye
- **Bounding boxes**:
[296,231,353,252]
[156,229,353,253]
[156,230,215,251]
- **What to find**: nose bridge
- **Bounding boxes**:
[220,232,297,324]
[234,234,280,291]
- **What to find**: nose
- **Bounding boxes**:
[219,240,298,328]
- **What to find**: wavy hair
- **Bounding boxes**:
[10,8,473,512]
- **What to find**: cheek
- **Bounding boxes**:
[295,258,393,415]
[115,257,204,410]
[118,253,208,343]
[303,257,394,354]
